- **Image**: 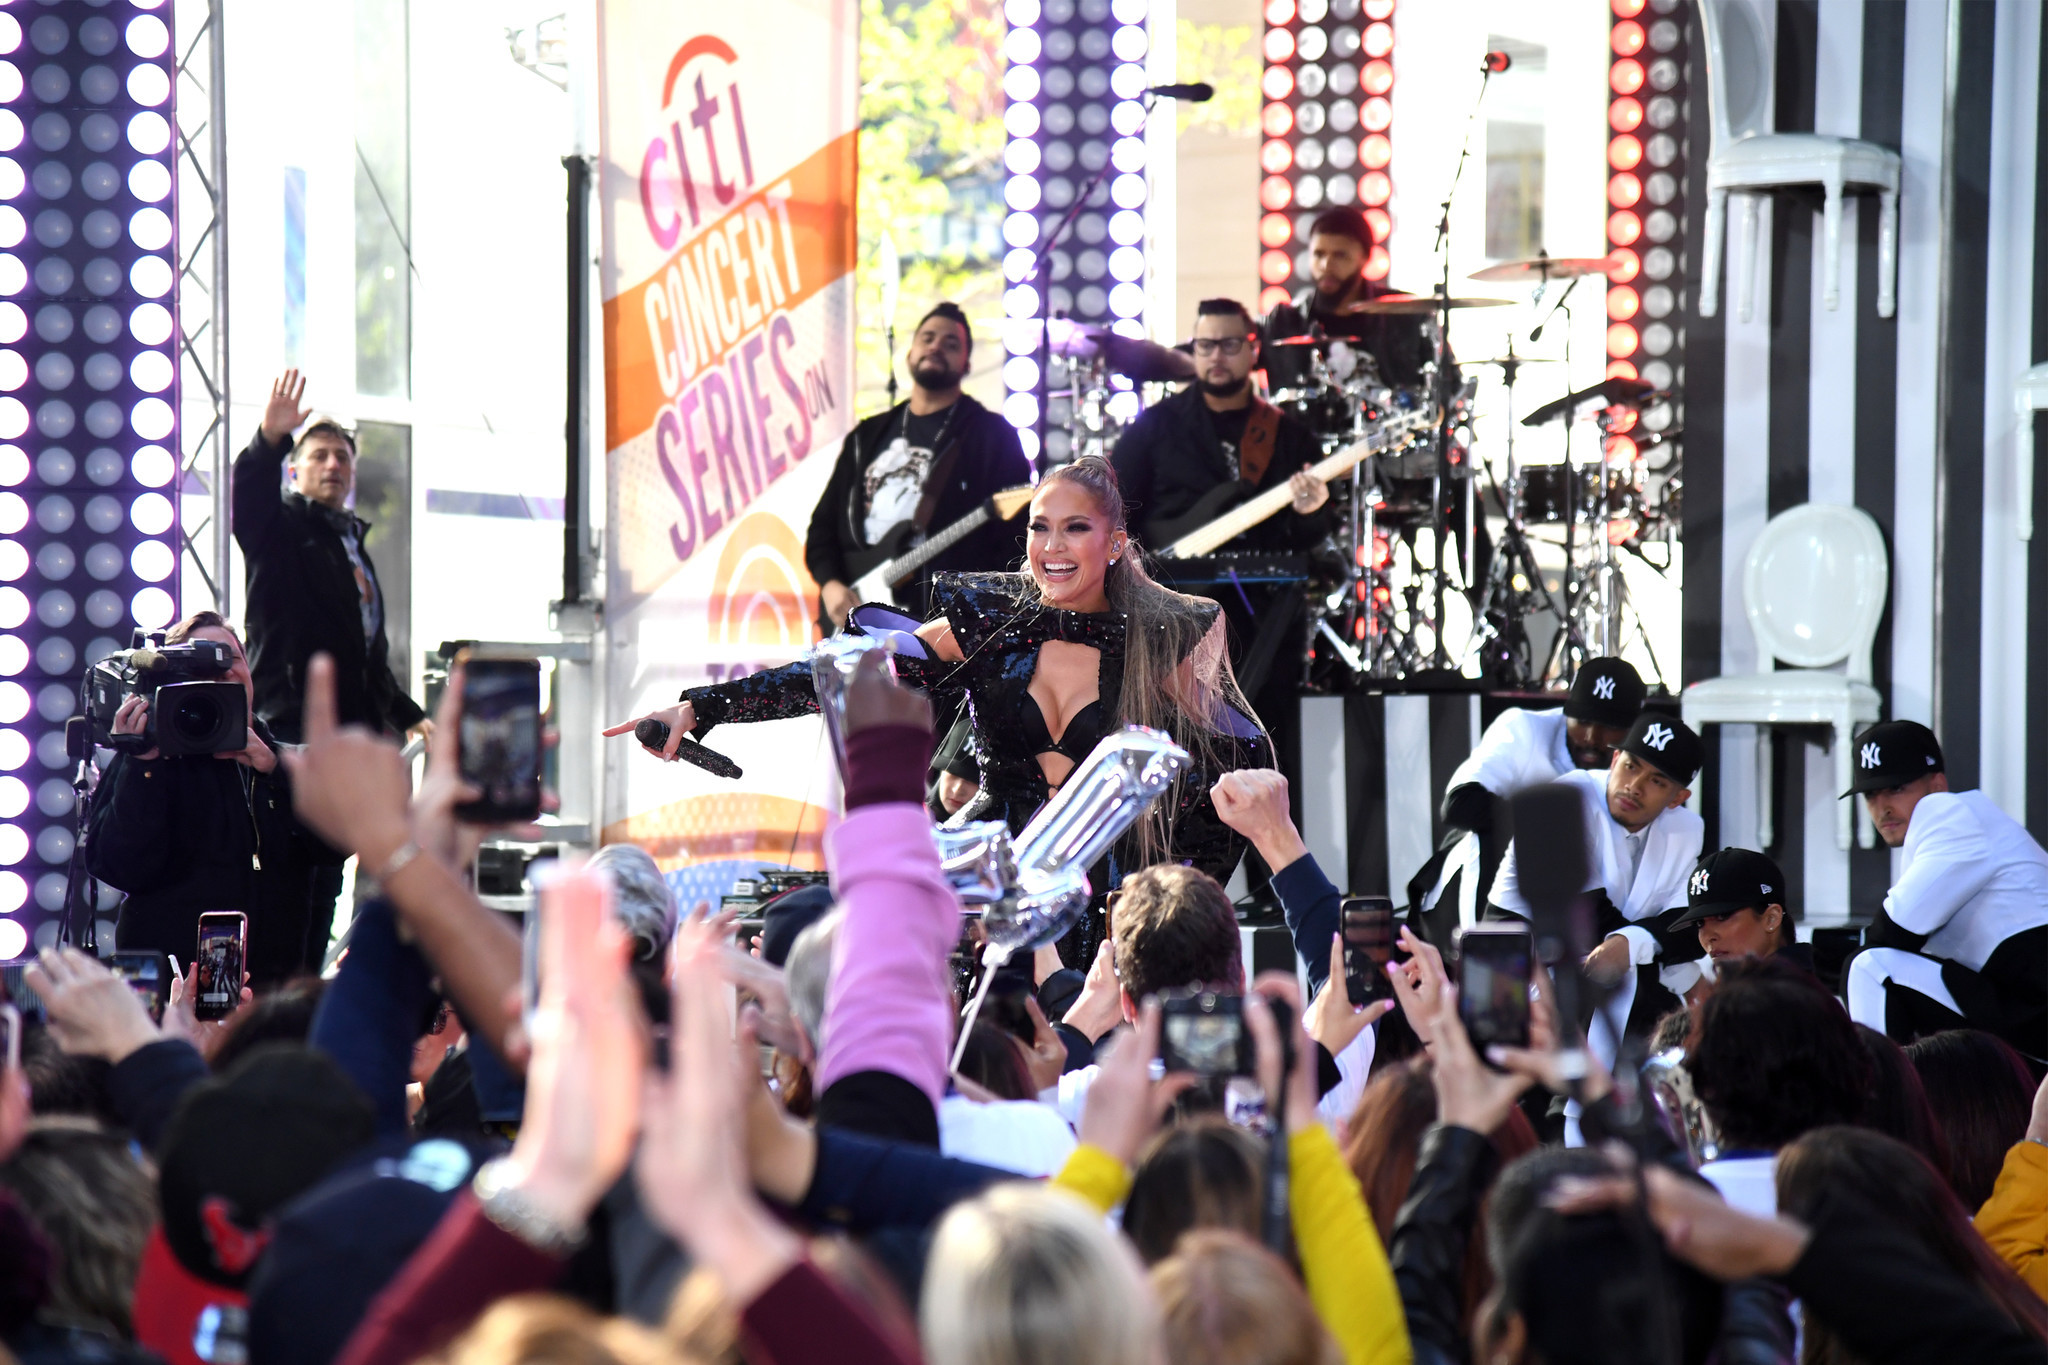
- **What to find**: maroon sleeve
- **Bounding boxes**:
[843,723,936,810]
[739,1258,924,1365]
[333,1192,564,1365]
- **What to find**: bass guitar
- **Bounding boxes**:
[824,486,1036,629]
[1147,406,1441,559]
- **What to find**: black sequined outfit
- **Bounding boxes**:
[680,573,1266,957]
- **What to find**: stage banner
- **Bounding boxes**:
[594,1,857,906]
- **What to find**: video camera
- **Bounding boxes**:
[83,631,247,757]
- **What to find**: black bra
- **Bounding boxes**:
[1022,692,1109,767]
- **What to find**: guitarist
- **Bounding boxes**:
[1109,297,1330,556]
[805,302,1031,630]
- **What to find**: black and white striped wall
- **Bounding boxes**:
[1681,0,2048,927]
[1284,0,2048,930]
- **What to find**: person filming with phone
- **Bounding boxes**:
[87,612,335,986]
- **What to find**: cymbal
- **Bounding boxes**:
[1520,377,1660,427]
[1468,256,1613,283]
[1266,335,1323,347]
[1046,318,1103,361]
[1464,355,1562,367]
[1354,294,1513,315]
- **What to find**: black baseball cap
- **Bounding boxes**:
[1843,720,1944,796]
[1620,711,1703,786]
[1563,656,1646,729]
[1670,847,1786,928]
[157,1045,376,1289]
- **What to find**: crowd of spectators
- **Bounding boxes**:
[3,646,2048,1365]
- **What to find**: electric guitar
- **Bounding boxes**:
[825,486,1036,629]
[1148,406,1442,559]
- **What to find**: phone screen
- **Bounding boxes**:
[1160,995,1249,1077]
[1457,926,1533,1051]
[1,1003,18,1072]
[457,658,543,823]
[194,914,246,1022]
[1341,896,1397,1006]
[106,951,168,1024]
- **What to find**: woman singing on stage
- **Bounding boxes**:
[608,456,1270,925]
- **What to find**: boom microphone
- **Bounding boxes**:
[1146,82,1215,101]
[1481,50,1512,74]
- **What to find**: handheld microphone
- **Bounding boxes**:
[1481,50,1512,74]
[1146,82,1215,101]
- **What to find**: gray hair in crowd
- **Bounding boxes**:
[785,907,844,1052]
[585,844,678,961]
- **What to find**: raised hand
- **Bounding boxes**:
[26,948,159,1063]
[1424,981,1533,1135]
[1209,769,1307,869]
[164,961,253,1062]
[1075,999,1195,1166]
[1388,924,1448,1045]
[1304,932,1393,1058]
[262,370,312,446]
[842,646,931,736]
[279,654,414,868]
[638,915,803,1301]
[498,866,646,1231]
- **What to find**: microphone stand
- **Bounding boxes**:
[885,323,898,410]
[1023,95,1158,467]
[1423,62,1497,668]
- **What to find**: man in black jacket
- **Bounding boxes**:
[231,370,428,746]
[90,613,339,984]
[1111,298,1328,556]
[805,303,1030,629]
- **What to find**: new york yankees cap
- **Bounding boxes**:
[1670,846,1786,927]
[1843,719,1944,796]
[1563,656,1646,728]
[1620,711,1703,786]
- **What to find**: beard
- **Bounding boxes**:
[910,357,961,390]
[1197,375,1250,398]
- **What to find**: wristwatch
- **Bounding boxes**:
[471,1158,588,1256]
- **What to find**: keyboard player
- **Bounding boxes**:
[1111,298,1332,556]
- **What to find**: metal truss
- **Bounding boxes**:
[173,0,230,616]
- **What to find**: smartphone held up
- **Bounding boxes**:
[194,911,247,1022]
[455,654,543,824]
[1456,922,1533,1052]
[1341,895,1397,1007]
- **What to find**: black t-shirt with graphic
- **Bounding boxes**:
[860,405,953,545]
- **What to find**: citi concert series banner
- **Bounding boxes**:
[594,1,856,905]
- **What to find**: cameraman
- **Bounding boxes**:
[87,612,336,986]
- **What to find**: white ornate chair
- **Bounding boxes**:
[1682,503,1888,851]
[1697,0,1900,321]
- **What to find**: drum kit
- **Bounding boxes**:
[1038,251,1680,690]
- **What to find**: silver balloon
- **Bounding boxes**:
[809,633,892,780]
[1013,725,1191,879]
[932,820,1016,906]
[1641,1046,1717,1169]
[979,725,1192,957]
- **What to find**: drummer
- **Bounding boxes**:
[1261,206,1461,395]
[1111,298,1330,554]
